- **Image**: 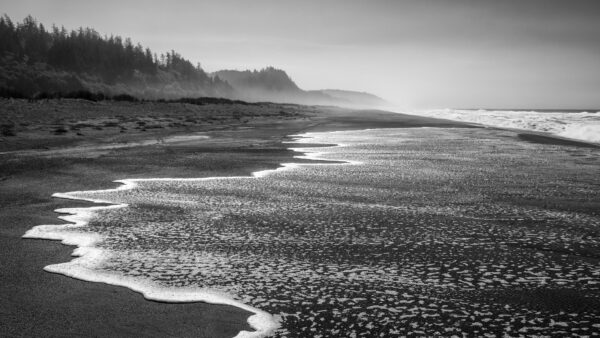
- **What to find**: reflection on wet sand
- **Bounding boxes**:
[30,128,600,336]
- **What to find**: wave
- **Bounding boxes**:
[396,108,600,144]
[21,133,357,338]
[23,187,280,338]
[21,128,600,336]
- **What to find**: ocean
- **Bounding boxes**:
[396,108,600,144]
[25,127,600,337]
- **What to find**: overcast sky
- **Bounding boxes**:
[3,0,600,108]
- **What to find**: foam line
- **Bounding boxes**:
[393,108,600,144]
[22,131,359,338]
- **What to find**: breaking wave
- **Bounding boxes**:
[399,109,600,144]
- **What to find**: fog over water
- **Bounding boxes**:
[26,128,600,337]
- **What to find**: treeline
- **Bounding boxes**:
[0,15,232,98]
[215,67,301,92]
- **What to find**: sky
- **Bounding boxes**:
[2,0,600,108]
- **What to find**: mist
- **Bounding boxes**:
[2,0,600,108]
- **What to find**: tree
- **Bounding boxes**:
[0,14,232,98]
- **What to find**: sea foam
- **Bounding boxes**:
[22,128,600,336]
[22,132,356,338]
[397,108,600,144]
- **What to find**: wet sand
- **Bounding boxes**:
[518,132,600,149]
[0,99,470,337]
[3,99,598,337]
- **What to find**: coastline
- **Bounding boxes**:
[21,133,358,337]
[3,99,597,337]
[0,99,470,337]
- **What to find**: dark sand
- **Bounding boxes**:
[0,99,472,337]
[518,132,600,148]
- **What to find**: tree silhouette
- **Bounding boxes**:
[0,14,231,98]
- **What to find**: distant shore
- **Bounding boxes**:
[0,99,472,337]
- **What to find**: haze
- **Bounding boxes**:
[3,0,600,109]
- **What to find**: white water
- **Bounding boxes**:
[21,128,600,336]
[21,134,357,338]
[396,108,600,144]
[23,188,280,338]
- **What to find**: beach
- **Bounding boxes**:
[2,1,600,335]
[3,99,600,336]
[0,99,469,337]
[17,126,600,336]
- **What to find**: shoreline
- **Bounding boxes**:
[390,108,600,145]
[0,100,472,337]
[2,99,597,337]
[21,132,357,338]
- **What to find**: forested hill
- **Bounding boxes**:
[0,15,232,99]
[215,68,301,92]
[214,68,389,107]
[0,14,388,106]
